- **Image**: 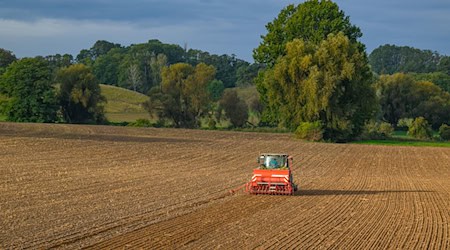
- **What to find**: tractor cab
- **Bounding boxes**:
[258,154,289,169]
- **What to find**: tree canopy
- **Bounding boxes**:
[369,44,442,74]
[376,73,450,129]
[253,0,362,66]
[258,33,376,141]
[220,89,249,128]
[56,64,106,123]
[81,40,253,93]
[0,48,17,70]
[409,72,450,93]
[144,63,216,128]
[0,58,58,122]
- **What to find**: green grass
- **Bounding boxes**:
[100,84,149,122]
[353,139,450,148]
[105,112,152,123]
[354,130,450,148]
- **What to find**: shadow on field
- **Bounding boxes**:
[295,189,432,196]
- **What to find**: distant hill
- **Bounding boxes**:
[100,84,150,122]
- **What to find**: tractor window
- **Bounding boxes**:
[264,156,286,169]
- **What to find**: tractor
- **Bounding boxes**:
[245,153,298,195]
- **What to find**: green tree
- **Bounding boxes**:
[377,73,450,129]
[258,33,376,141]
[145,63,216,128]
[93,47,126,85]
[149,53,168,89]
[186,49,247,88]
[439,124,450,140]
[45,53,73,77]
[219,89,249,128]
[207,79,225,101]
[369,44,441,74]
[361,121,394,140]
[236,63,264,87]
[76,40,122,65]
[253,0,362,66]
[56,64,106,123]
[408,117,433,140]
[438,56,450,75]
[0,48,17,73]
[409,72,450,93]
[0,58,57,122]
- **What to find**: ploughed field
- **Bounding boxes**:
[1,123,449,249]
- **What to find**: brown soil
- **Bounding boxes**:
[1,122,449,249]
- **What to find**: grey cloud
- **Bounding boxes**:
[1,0,450,61]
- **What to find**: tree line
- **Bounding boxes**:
[0,41,261,127]
[1,0,450,142]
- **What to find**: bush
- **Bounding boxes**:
[439,124,450,140]
[408,117,433,140]
[397,118,413,130]
[295,121,323,141]
[207,119,217,130]
[128,118,152,127]
[362,121,394,140]
[220,89,249,128]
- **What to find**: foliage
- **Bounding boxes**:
[397,118,413,130]
[219,89,249,128]
[78,39,249,93]
[407,117,433,140]
[369,44,441,74]
[207,79,225,101]
[294,121,323,141]
[235,63,264,87]
[76,40,122,65]
[438,56,450,75]
[144,63,216,128]
[118,51,168,94]
[128,118,153,127]
[361,121,394,140]
[207,118,217,130]
[45,54,73,76]
[56,64,106,123]
[258,33,376,141]
[0,48,17,71]
[93,47,126,86]
[377,73,450,129]
[253,0,363,66]
[439,124,450,141]
[0,58,58,122]
[186,50,248,88]
[249,97,264,116]
[409,72,450,93]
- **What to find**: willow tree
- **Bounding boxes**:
[145,63,216,128]
[260,33,376,141]
[56,64,106,123]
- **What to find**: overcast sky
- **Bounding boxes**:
[1,0,450,62]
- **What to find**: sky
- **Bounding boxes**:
[1,0,450,62]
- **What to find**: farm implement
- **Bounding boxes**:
[231,153,298,195]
